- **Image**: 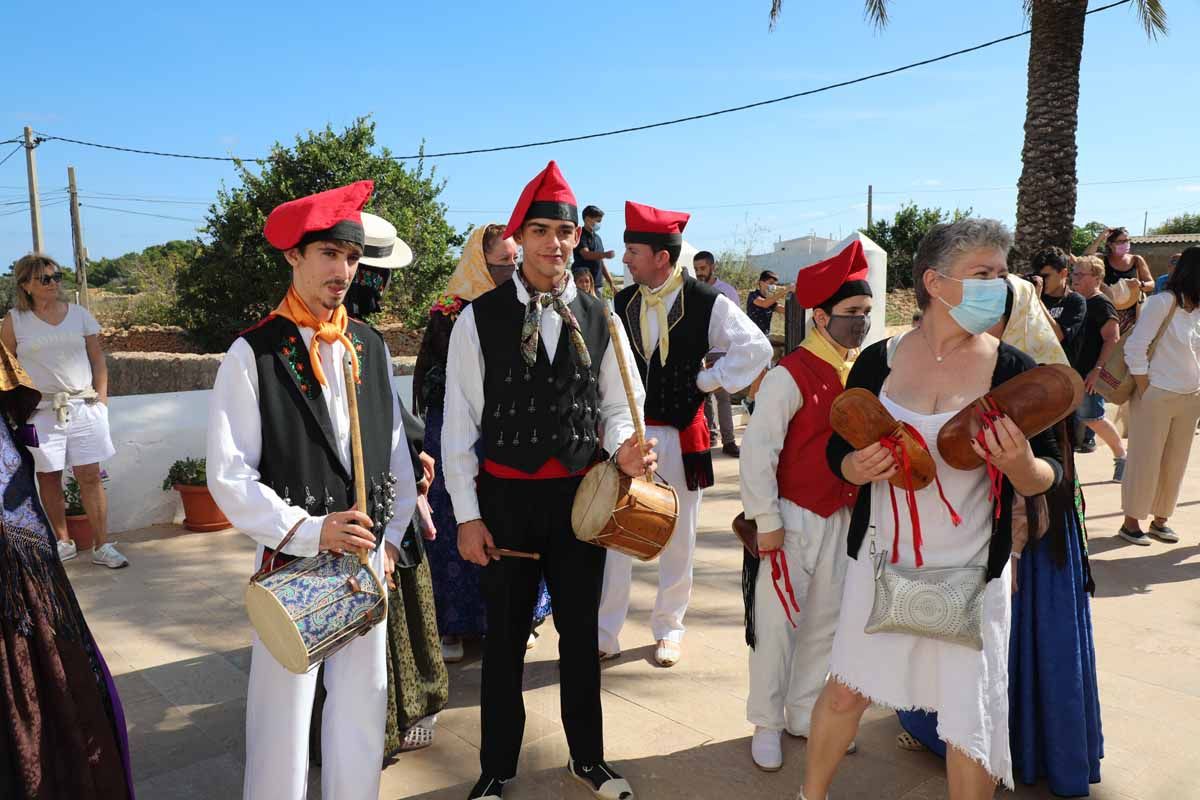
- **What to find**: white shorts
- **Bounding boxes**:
[29,401,116,473]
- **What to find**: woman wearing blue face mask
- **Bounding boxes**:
[801,219,1064,800]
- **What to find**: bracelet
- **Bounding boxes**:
[1010,552,1022,560]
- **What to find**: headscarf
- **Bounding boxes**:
[273,286,358,386]
[445,225,502,302]
[1001,273,1069,366]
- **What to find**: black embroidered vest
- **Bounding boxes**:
[241,315,398,551]
[473,281,609,473]
[615,275,718,430]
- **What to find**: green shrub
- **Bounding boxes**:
[162,457,207,490]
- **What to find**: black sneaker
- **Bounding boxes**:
[468,775,509,799]
[722,442,741,458]
[1118,527,1152,547]
[568,759,634,799]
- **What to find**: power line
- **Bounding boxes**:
[26,0,1134,164]
[81,203,202,223]
[78,193,211,206]
[0,144,23,168]
[33,133,263,164]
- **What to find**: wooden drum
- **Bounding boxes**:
[572,461,679,561]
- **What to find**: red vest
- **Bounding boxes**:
[776,347,859,518]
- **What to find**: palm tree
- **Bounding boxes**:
[768,1,1167,266]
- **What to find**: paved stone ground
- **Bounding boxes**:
[69,428,1200,800]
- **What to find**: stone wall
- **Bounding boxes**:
[98,322,424,357]
[100,325,203,354]
[107,352,416,397]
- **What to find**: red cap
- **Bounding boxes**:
[502,161,579,239]
[623,200,690,247]
[263,180,374,250]
[794,239,872,309]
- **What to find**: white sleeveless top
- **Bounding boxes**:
[10,304,101,394]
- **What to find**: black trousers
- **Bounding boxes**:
[478,472,607,777]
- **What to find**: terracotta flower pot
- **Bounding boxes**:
[174,484,232,532]
[66,513,95,550]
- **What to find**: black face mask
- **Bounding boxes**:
[345,265,391,318]
[824,313,871,349]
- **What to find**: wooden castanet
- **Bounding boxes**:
[829,387,936,490]
[936,364,1084,471]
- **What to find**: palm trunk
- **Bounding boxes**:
[1012,0,1089,269]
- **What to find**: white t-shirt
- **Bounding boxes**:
[11,304,102,394]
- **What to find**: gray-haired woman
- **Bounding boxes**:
[0,254,126,568]
[801,220,1063,800]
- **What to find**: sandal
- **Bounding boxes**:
[399,723,435,752]
[896,731,927,752]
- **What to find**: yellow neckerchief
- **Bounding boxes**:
[799,327,852,386]
[638,265,685,365]
[445,224,501,302]
[273,286,357,387]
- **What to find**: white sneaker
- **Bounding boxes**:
[442,636,464,663]
[752,726,783,771]
[91,543,129,569]
[57,539,78,562]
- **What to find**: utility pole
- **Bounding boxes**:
[866,184,873,230]
[68,166,90,310]
[1142,211,1148,236]
[24,127,43,252]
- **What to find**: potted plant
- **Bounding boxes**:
[64,477,96,550]
[163,457,231,532]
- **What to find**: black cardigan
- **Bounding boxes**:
[826,337,1064,581]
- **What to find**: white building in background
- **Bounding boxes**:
[747,235,838,278]
[749,232,889,350]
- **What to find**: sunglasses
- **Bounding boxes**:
[37,273,65,286]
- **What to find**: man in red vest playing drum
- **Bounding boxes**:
[738,240,872,772]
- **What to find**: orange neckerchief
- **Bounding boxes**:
[273,286,358,387]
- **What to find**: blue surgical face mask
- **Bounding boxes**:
[936,274,1008,335]
[590,220,601,232]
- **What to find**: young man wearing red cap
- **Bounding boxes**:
[602,201,772,668]
[442,161,656,800]
[206,182,418,799]
[738,240,873,771]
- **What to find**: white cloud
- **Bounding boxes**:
[1176,184,1200,193]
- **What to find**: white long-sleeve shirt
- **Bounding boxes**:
[442,276,642,524]
[207,330,417,560]
[1124,292,1200,394]
[738,366,803,533]
[637,282,773,395]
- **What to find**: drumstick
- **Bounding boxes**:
[486,547,541,560]
[604,313,652,481]
[343,356,371,567]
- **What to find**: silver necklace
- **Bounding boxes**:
[921,328,971,364]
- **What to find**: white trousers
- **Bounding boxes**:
[244,546,388,800]
[746,502,850,735]
[598,425,702,651]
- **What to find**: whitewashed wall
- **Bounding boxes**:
[104,376,415,534]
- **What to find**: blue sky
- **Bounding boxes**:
[3,0,1198,265]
